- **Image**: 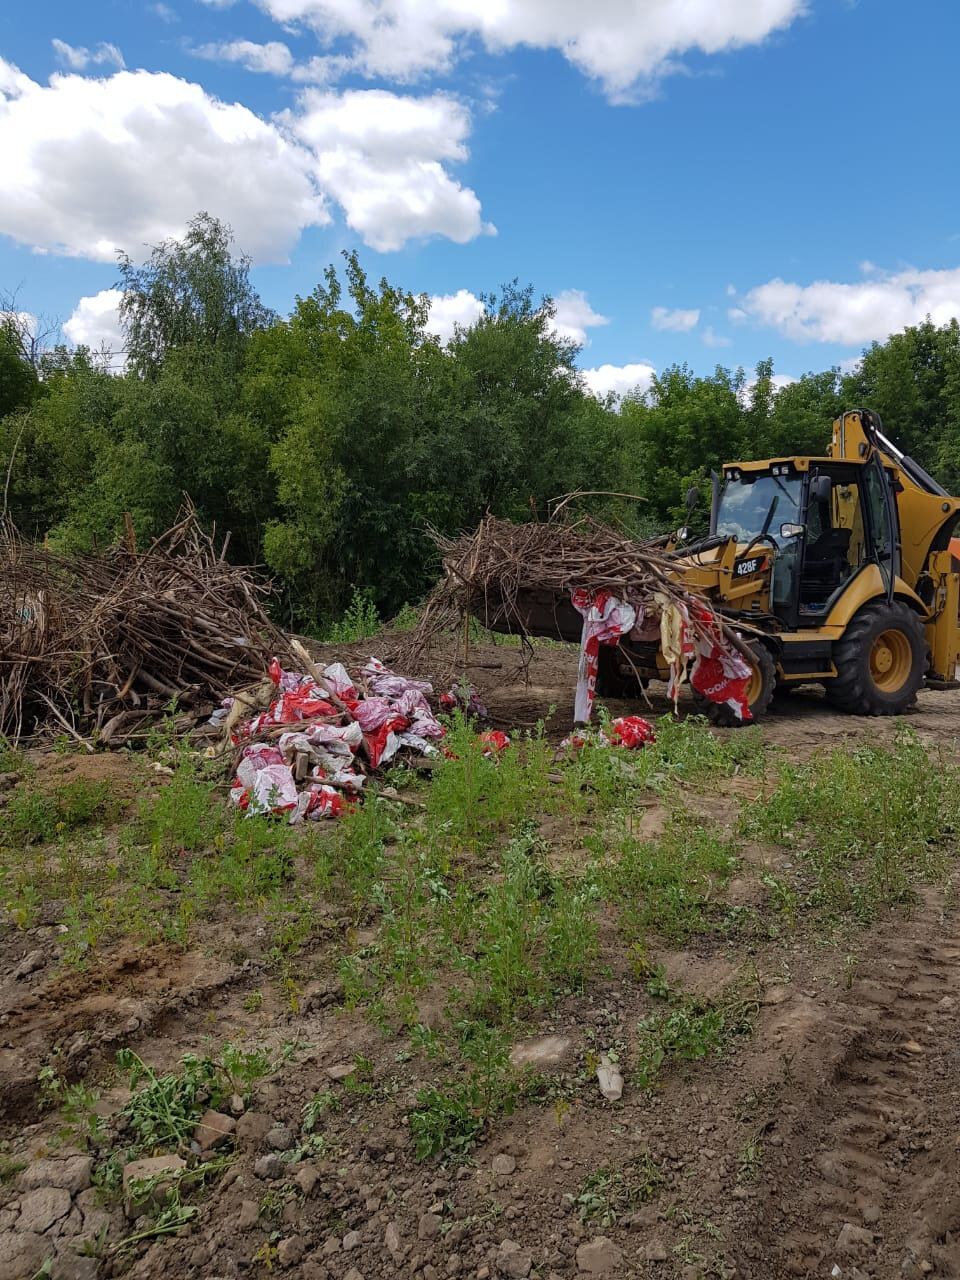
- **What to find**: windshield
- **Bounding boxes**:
[716,473,802,546]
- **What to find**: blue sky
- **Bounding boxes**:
[1,0,958,396]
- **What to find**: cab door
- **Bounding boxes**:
[861,453,901,601]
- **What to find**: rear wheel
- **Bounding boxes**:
[693,642,776,727]
[826,601,926,716]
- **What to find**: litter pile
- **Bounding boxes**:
[223,656,471,820]
[0,510,295,746]
[409,514,755,723]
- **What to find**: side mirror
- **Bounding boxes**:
[685,485,700,512]
[780,522,805,539]
[676,526,691,542]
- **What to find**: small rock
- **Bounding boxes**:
[322,1236,340,1256]
[902,1040,924,1055]
[278,1235,306,1268]
[194,1110,237,1151]
[860,1202,881,1226]
[230,1093,246,1116]
[644,1240,669,1262]
[343,1230,362,1251]
[385,1221,405,1260]
[235,1111,273,1150]
[326,1061,356,1081]
[17,1185,72,1234]
[20,1155,93,1195]
[419,1212,443,1240]
[836,1222,875,1254]
[14,949,45,979]
[344,1270,365,1280]
[238,1200,259,1231]
[122,1155,185,1217]
[267,1127,295,1151]
[495,1238,532,1278]
[508,1035,574,1071]
[492,1155,517,1177]
[254,1154,284,1181]
[596,1055,623,1103]
[295,1165,320,1197]
[576,1237,623,1274]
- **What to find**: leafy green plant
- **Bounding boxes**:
[116,1042,276,1150]
[324,587,381,644]
[408,1022,518,1160]
[574,1155,662,1226]
[37,1067,104,1148]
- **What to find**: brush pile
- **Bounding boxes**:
[0,510,296,746]
[411,513,719,651]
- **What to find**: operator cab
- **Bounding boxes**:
[715,456,900,626]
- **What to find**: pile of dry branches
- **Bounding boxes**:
[405,512,735,668]
[0,510,295,747]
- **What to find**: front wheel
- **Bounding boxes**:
[825,601,927,716]
[693,642,776,727]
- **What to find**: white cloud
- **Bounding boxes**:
[0,60,326,263]
[0,61,490,262]
[702,325,731,348]
[149,4,179,22]
[194,40,295,75]
[651,305,699,333]
[580,360,656,401]
[839,356,862,377]
[52,39,126,71]
[552,289,608,347]
[63,289,125,358]
[735,264,960,344]
[248,0,807,99]
[427,289,485,344]
[281,88,493,251]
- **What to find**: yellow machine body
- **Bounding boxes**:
[604,410,960,714]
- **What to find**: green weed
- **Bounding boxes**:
[574,1155,662,1226]
[324,587,381,644]
[599,812,738,945]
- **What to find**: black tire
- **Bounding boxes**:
[595,644,644,699]
[825,600,927,716]
[693,642,776,727]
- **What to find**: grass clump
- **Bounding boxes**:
[742,728,959,919]
[599,812,738,945]
[5,778,118,846]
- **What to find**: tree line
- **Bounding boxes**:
[3,213,960,631]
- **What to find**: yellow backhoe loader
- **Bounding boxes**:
[595,408,960,723]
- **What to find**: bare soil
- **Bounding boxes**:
[4,640,960,1280]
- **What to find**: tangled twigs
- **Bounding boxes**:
[400,513,741,678]
[0,507,305,745]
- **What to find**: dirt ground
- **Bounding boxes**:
[4,640,960,1280]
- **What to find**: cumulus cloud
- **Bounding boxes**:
[552,290,608,347]
[0,60,490,262]
[281,88,494,251]
[581,360,656,401]
[247,0,807,98]
[52,39,125,71]
[0,60,326,263]
[193,40,295,75]
[734,264,960,345]
[427,289,485,344]
[63,289,126,358]
[651,305,699,333]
